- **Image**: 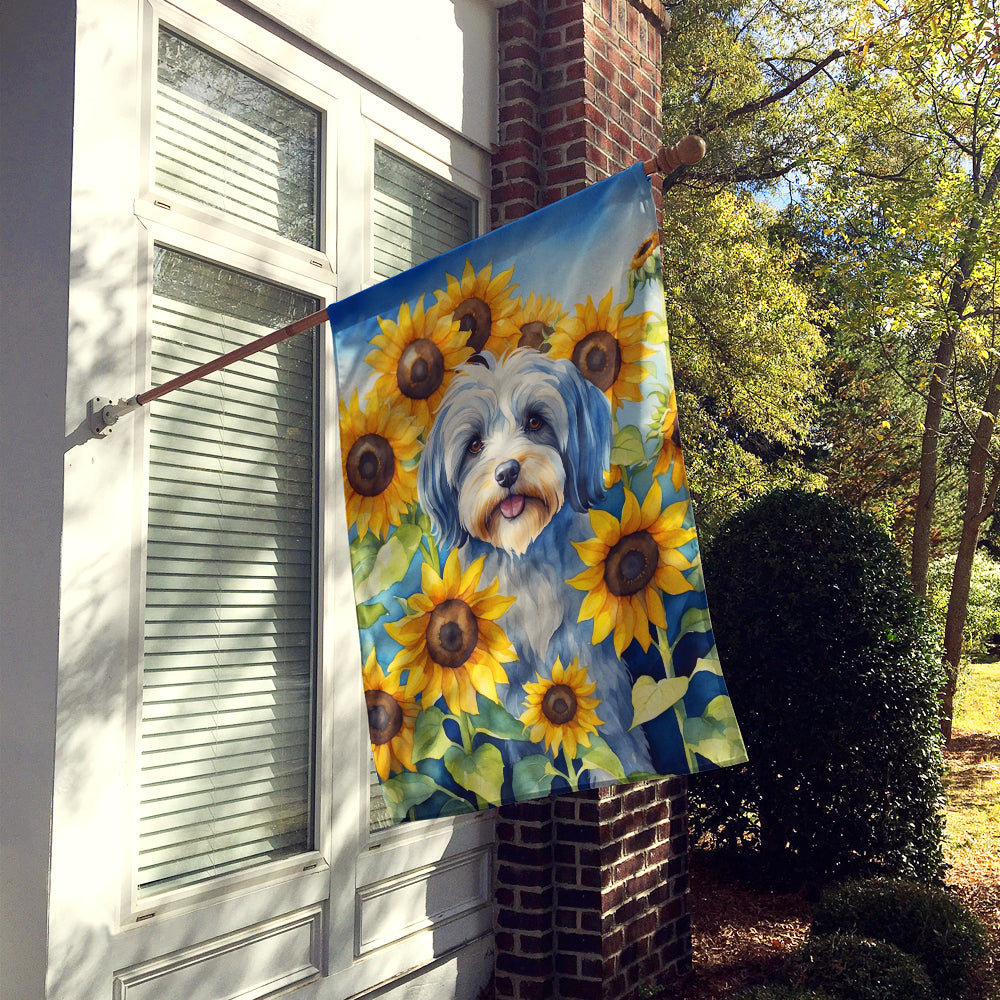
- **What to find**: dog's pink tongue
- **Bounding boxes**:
[500,495,525,519]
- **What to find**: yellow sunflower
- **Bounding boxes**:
[434,260,519,357]
[387,550,518,716]
[547,287,654,412]
[367,295,472,425]
[652,389,687,493]
[340,389,422,540]
[631,231,659,272]
[492,292,563,353]
[519,656,603,760]
[568,481,697,656]
[363,648,420,780]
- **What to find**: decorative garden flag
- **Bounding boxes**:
[328,163,747,823]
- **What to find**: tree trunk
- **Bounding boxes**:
[910,330,955,598]
[941,377,1000,741]
[910,160,1000,596]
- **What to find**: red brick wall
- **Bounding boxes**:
[490,5,690,998]
[492,0,668,227]
[494,783,691,1000]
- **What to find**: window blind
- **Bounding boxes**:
[138,248,318,895]
[156,27,320,249]
[372,146,477,280]
[368,148,478,831]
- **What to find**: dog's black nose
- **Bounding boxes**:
[495,460,520,490]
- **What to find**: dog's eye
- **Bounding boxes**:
[467,436,484,454]
[525,414,544,432]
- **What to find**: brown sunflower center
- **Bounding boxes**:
[346,433,395,497]
[604,529,659,597]
[637,238,654,259]
[366,689,403,746]
[455,297,492,351]
[541,683,578,726]
[426,598,479,669]
[571,330,622,392]
[397,337,445,400]
[517,320,548,350]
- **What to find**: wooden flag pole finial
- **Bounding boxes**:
[643,135,706,177]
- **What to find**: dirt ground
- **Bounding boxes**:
[668,733,1000,1000]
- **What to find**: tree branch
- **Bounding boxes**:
[704,49,848,133]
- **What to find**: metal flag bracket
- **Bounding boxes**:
[85,136,705,440]
[88,395,141,438]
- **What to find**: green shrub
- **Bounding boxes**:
[691,489,946,882]
[791,933,934,1000]
[811,878,988,999]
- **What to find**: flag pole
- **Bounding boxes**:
[642,134,706,177]
[88,136,705,438]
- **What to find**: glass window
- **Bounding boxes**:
[138,247,318,895]
[156,27,321,248]
[372,145,477,279]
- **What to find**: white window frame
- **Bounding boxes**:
[111,0,496,992]
[124,0,340,926]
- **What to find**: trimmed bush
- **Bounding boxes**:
[792,933,934,1000]
[691,489,947,882]
[812,878,988,999]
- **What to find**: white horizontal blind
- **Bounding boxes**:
[139,247,318,895]
[367,149,478,831]
[372,145,477,280]
[156,27,320,248]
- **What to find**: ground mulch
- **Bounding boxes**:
[666,733,1000,1000]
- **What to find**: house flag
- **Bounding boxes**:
[328,163,747,823]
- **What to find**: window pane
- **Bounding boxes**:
[372,146,477,279]
[139,247,318,895]
[156,28,320,248]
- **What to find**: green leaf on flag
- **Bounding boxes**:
[683,695,747,767]
[690,646,723,678]
[575,734,627,782]
[356,602,387,629]
[379,771,441,820]
[354,523,423,603]
[677,605,713,638]
[512,754,560,801]
[472,696,530,740]
[436,796,477,817]
[443,743,505,805]
[350,532,382,588]
[630,674,690,728]
[610,423,647,468]
[411,706,453,762]
[646,319,670,345]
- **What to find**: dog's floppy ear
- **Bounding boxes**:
[558,361,612,512]
[418,398,469,551]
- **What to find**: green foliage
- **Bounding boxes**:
[658,2,835,536]
[927,550,1000,658]
[791,934,934,1000]
[691,489,947,882]
[811,878,988,999]
[662,183,826,537]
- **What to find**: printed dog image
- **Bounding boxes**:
[419,348,655,777]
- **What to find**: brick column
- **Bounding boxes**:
[493,0,668,227]
[491,4,691,999]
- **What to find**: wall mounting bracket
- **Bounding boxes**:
[87,396,140,438]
